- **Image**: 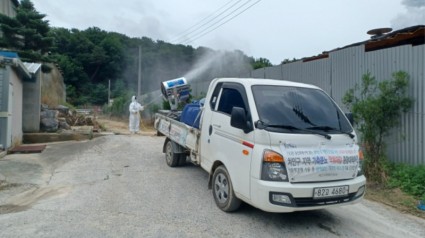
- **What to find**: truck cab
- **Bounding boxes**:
[199,78,366,212]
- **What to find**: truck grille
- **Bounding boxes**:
[294,193,356,207]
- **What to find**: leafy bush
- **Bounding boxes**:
[387,163,425,200]
[162,100,171,110]
[148,103,160,114]
[104,94,131,118]
[343,71,413,182]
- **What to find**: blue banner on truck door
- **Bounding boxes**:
[281,143,359,182]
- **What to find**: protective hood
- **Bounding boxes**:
[131,96,137,102]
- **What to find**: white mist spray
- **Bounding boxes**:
[140,49,252,108]
[184,49,252,83]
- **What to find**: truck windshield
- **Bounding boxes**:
[252,85,353,134]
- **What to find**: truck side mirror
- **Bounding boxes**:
[231,107,251,133]
[345,112,354,126]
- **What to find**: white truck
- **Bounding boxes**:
[154,77,366,213]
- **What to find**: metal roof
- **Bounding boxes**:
[23,62,42,74]
[364,25,425,52]
[301,25,425,63]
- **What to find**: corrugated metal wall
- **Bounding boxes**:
[330,45,365,107]
[250,43,425,165]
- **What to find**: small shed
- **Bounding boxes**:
[0,51,31,149]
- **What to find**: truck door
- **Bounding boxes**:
[207,82,254,200]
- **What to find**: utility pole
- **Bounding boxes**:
[108,79,111,106]
[138,45,142,102]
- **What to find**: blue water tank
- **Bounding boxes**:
[180,101,203,128]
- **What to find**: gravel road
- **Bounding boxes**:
[0,135,424,237]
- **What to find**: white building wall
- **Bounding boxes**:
[10,68,23,147]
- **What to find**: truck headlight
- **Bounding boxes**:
[261,150,289,182]
[357,150,364,176]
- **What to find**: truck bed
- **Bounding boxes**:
[154,111,201,160]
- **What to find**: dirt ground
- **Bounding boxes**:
[366,183,425,219]
[96,116,156,136]
[96,117,425,220]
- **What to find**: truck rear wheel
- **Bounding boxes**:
[165,140,179,167]
[178,154,187,166]
[212,166,241,212]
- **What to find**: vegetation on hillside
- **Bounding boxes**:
[0,0,273,107]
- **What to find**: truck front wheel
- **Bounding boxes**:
[165,140,179,167]
[212,166,241,212]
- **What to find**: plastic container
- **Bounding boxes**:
[418,200,425,211]
[180,102,202,129]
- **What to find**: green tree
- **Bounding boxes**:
[52,52,90,105]
[50,27,126,105]
[281,58,297,64]
[343,71,413,182]
[0,13,21,48]
[111,79,127,98]
[251,57,273,69]
[107,93,131,118]
[0,0,53,62]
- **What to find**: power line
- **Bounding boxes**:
[172,0,250,44]
[175,0,254,44]
[169,0,240,42]
[178,0,262,45]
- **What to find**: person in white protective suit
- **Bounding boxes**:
[129,95,144,134]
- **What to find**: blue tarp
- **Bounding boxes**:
[418,200,425,211]
[0,51,19,58]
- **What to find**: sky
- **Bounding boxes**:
[31,0,425,65]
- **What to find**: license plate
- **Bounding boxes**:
[313,185,349,199]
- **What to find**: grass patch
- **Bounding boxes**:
[366,182,425,219]
[366,162,425,219]
[386,163,425,201]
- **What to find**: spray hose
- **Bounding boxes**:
[140,94,162,107]
[137,93,162,131]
